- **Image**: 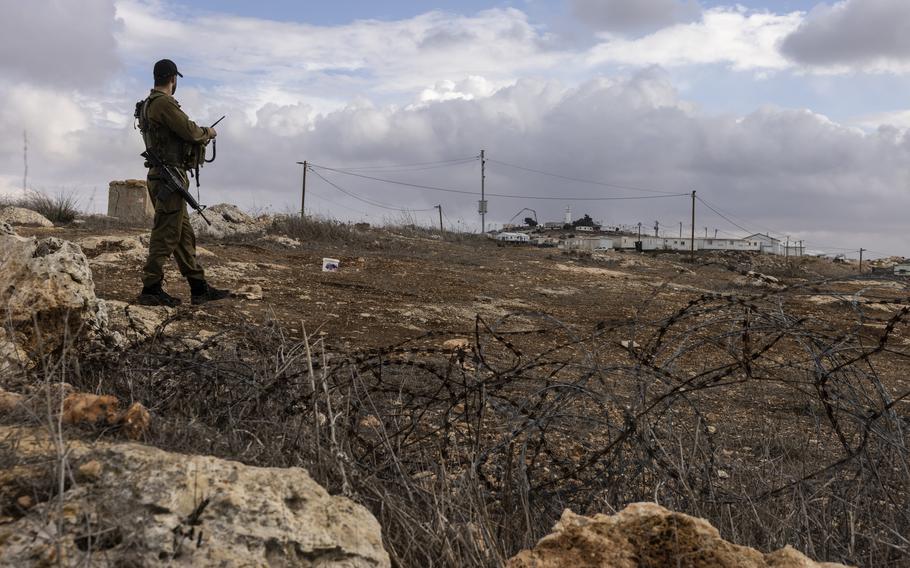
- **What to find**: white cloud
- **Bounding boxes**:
[114,1,573,107]
[587,8,802,71]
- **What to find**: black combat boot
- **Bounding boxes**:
[189,279,230,305]
[137,281,181,307]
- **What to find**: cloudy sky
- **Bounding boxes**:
[2,0,910,257]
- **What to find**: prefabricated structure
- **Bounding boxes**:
[700,238,761,252]
[895,263,910,276]
[495,232,531,243]
[613,236,761,252]
[562,237,613,251]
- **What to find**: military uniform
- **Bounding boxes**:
[137,59,229,306]
[140,89,213,289]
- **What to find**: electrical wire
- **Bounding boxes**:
[485,158,681,195]
[696,196,756,236]
[309,168,436,213]
[316,156,479,172]
[309,164,689,201]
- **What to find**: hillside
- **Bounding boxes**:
[2,210,907,566]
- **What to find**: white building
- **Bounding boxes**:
[613,236,761,252]
[495,232,531,243]
[562,237,613,251]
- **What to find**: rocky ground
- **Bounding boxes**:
[3,205,907,566]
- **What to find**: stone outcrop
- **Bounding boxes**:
[191,203,265,240]
[107,179,154,225]
[507,504,850,568]
[0,227,106,370]
[0,206,53,227]
[0,426,390,567]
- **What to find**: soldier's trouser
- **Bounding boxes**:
[141,175,206,288]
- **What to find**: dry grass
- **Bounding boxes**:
[3,280,889,566]
[0,190,81,225]
[3,256,909,566]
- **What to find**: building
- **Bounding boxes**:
[562,237,613,251]
[495,232,531,243]
[744,233,781,255]
[895,263,910,276]
[613,236,761,252]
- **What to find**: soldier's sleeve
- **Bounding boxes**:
[159,98,212,144]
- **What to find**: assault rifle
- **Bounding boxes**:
[141,148,212,226]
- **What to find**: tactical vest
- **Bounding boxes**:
[134,93,209,172]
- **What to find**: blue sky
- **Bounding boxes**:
[4,0,910,255]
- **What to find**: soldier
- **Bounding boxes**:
[137,59,230,307]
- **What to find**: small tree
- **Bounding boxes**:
[573,214,595,227]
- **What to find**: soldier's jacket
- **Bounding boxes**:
[142,90,213,173]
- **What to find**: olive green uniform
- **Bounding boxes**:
[140,90,214,288]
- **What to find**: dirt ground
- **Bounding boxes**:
[21,223,899,350]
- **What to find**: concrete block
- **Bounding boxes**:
[108,180,154,225]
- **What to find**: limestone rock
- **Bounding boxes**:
[0,206,53,227]
[0,232,106,367]
[0,426,390,567]
[261,234,302,248]
[62,393,150,440]
[102,300,172,344]
[77,235,147,266]
[231,284,263,300]
[108,179,154,225]
[507,503,850,568]
[191,203,265,240]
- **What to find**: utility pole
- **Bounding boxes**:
[679,222,682,238]
[690,190,696,263]
[480,149,486,234]
[637,222,642,240]
[786,236,790,260]
[295,161,307,217]
[704,227,708,239]
[714,229,718,238]
[859,248,865,273]
[435,204,443,232]
[654,220,659,237]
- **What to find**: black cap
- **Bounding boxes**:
[153,59,183,82]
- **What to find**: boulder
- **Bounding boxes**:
[77,235,147,266]
[0,425,390,567]
[191,203,265,240]
[507,503,849,568]
[0,206,53,227]
[0,231,107,368]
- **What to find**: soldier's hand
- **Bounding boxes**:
[207,127,218,139]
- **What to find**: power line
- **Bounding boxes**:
[309,168,436,212]
[696,196,755,236]
[486,158,680,195]
[317,156,479,172]
[309,164,688,201]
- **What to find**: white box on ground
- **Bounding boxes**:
[322,258,340,272]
